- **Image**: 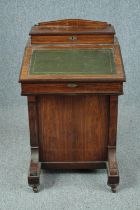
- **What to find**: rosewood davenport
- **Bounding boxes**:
[19,19,125,193]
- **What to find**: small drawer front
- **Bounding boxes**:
[31,34,114,44]
[21,82,123,95]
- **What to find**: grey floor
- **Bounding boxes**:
[0,101,140,210]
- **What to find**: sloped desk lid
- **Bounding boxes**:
[19,19,125,83]
[29,48,115,75]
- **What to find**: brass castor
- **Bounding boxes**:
[32,185,39,193]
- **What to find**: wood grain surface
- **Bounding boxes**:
[37,95,109,162]
[19,19,126,192]
[21,82,123,95]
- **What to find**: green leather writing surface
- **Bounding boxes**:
[29,49,115,75]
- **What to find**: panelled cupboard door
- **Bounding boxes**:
[37,95,109,162]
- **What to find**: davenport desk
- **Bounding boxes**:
[19,19,126,193]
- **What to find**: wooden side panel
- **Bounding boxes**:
[107,96,119,191]
[31,34,114,44]
[22,82,123,95]
[28,96,39,147]
[28,96,41,190]
[37,95,109,162]
[108,95,118,147]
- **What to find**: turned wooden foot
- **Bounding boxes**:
[28,147,41,192]
[28,161,41,193]
[107,177,119,193]
[107,148,119,193]
[32,185,39,193]
[110,184,117,193]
